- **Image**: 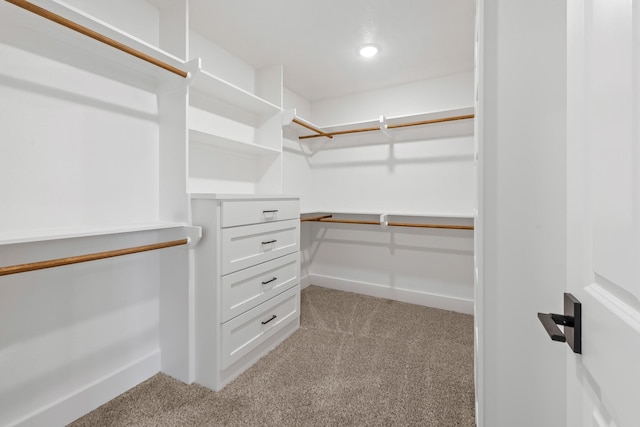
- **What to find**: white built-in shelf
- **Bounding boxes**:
[190,193,300,201]
[283,106,475,145]
[0,0,188,92]
[189,129,280,157]
[300,210,474,231]
[0,223,201,246]
[300,210,475,219]
[187,58,281,117]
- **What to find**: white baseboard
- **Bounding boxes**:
[12,351,160,427]
[300,274,311,290]
[309,274,474,315]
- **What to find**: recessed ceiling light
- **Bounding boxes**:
[359,44,379,58]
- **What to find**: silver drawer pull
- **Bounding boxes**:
[262,277,277,285]
[262,210,279,213]
[261,315,277,325]
[261,239,277,245]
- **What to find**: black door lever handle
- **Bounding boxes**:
[537,312,568,342]
[537,293,582,354]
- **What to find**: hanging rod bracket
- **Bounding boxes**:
[379,116,393,140]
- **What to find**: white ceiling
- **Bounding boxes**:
[189,0,475,102]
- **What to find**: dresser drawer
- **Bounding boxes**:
[221,252,299,322]
[221,219,299,275]
[221,199,299,228]
[221,285,300,369]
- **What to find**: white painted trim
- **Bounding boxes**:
[300,274,311,290]
[587,283,640,334]
[309,274,474,315]
[9,351,160,427]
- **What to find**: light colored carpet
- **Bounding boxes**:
[70,285,475,426]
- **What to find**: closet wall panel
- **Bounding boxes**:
[0,1,192,425]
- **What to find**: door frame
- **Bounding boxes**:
[475,1,568,425]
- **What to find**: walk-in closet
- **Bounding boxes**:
[0,0,479,425]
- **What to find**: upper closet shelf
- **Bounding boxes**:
[0,0,189,91]
[283,106,475,144]
[189,129,280,157]
[186,58,282,117]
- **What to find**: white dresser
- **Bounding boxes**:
[190,194,301,391]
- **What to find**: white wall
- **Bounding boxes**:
[311,72,473,125]
[61,0,160,47]
[307,133,474,215]
[306,221,474,313]
[307,73,474,214]
[284,75,475,313]
[0,43,160,231]
[476,0,567,425]
[189,30,255,94]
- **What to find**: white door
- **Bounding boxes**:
[566,0,640,425]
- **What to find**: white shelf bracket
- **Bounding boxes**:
[379,116,393,141]
[185,225,203,248]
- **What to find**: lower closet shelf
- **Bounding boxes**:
[300,211,474,230]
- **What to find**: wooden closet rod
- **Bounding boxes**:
[292,118,333,139]
[5,0,189,78]
[298,113,475,140]
[0,238,188,277]
[301,215,474,230]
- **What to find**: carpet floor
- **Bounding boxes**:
[70,285,475,426]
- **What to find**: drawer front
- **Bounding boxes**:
[222,252,299,322]
[221,199,299,228]
[221,219,299,275]
[221,285,300,369]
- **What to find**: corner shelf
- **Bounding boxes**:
[283,106,475,145]
[0,0,189,92]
